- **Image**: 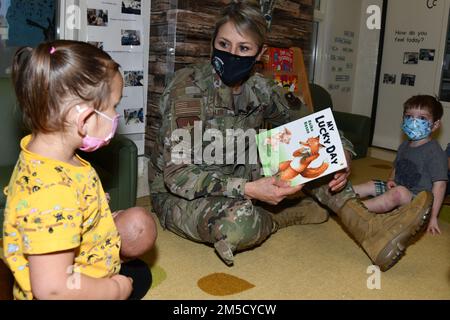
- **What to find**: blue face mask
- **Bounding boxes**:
[401,116,432,141]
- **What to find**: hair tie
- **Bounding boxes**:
[50,46,56,55]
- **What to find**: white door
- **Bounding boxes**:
[373,0,449,150]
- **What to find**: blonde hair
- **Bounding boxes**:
[212,1,268,50]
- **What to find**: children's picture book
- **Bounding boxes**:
[274,74,299,93]
[256,108,348,186]
[267,48,294,72]
[261,47,313,112]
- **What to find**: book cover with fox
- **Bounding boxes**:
[256,108,348,186]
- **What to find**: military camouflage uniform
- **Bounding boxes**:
[149,63,355,265]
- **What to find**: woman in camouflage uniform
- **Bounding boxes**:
[149,1,433,271]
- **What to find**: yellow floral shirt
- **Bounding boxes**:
[2,135,121,300]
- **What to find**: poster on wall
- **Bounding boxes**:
[327,29,356,103]
[85,0,146,145]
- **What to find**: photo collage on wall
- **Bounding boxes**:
[86,0,145,137]
[87,0,142,52]
[327,30,354,94]
[383,47,435,87]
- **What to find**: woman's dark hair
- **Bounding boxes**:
[12,40,120,133]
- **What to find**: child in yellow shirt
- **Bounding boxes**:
[3,40,157,300]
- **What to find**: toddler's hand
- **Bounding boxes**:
[112,274,133,300]
[387,180,397,189]
[112,209,124,219]
[427,216,441,235]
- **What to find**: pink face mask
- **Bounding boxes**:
[76,105,120,152]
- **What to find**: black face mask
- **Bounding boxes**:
[211,48,257,87]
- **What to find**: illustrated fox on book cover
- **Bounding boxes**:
[256,108,348,186]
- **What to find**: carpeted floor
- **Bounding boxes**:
[138,157,450,300]
[1,157,449,299]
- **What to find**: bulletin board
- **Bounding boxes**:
[261,46,314,113]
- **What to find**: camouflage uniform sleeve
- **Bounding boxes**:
[159,71,247,201]
[339,131,356,158]
[263,80,310,126]
[262,80,290,127]
[163,160,247,200]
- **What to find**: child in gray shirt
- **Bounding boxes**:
[354,95,447,235]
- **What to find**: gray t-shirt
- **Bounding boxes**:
[394,139,448,194]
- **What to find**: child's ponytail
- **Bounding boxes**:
[11,40,120,134]
[12,47,34,131]
[12,46,32,86]
[12,43,55,133]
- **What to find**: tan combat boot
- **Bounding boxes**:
[312,184,433,271]
[265,197,329,231]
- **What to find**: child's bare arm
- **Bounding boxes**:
[28,250,132,300]
[431,181,446,218]
[428,180,447,235]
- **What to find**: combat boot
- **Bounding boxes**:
[214,239,235,266]
[267,197,329,231]
[312,183,432,271]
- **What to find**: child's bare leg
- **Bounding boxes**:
[353,181,378,198]
[113,207,157,260]
[363,186,413,213]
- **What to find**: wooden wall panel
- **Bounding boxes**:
[146,0,314,155]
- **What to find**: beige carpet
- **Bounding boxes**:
[139,157,450,300]
[1,157,449,299]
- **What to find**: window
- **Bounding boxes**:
[308,0,327,83]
